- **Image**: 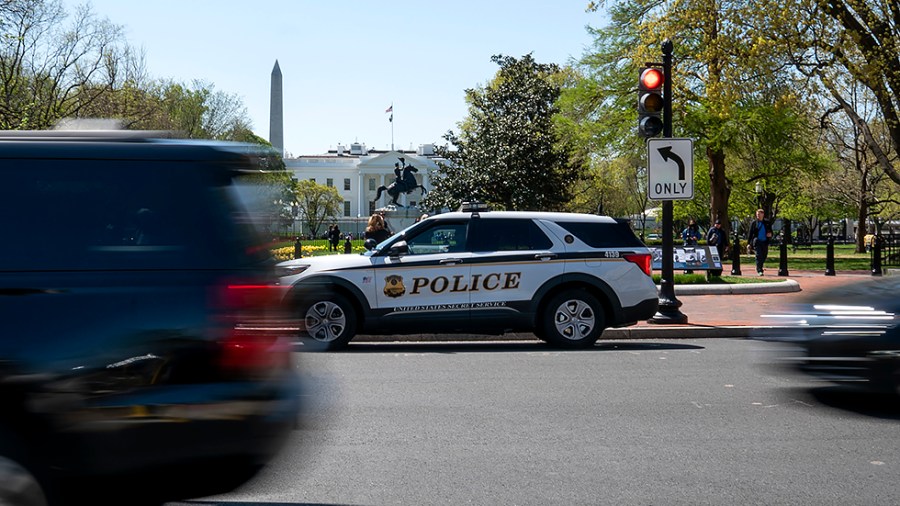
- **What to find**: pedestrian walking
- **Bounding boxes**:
[328,224,341,252]
[747,209,773,275]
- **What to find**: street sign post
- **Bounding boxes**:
[648,138,693,200]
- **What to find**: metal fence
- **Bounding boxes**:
[881,234,899,268]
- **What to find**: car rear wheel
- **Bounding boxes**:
[0,430,49,506]
[301,292,357,350]
[541,290,605,349]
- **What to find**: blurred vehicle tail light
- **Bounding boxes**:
[624,253,652,277]
[212,279,293,377]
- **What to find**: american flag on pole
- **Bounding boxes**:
[386,104,393,122]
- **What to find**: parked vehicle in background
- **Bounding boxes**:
[278,204,658,350]
[0,130,301,505]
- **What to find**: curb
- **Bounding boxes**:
[352,326,792,343]
[663,279,800,295]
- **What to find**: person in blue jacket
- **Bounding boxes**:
[747,209,773,275]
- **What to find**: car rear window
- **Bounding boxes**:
[555,220,645,248]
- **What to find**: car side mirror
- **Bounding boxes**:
[364,238,377,251]
[388,240,409,257]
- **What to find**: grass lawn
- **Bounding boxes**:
[275,240,882,284]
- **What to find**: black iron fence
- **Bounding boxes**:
[869,234,899,274]
[881,234,899,268]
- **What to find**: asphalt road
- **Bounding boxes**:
[176,339,900,506]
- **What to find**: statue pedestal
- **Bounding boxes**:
[376,205,425,233]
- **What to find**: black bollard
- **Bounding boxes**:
[293,237,302,259]
[730,230,742,276]
[872,235,883,276]
[778,235,789,276]
[825,235,835,276]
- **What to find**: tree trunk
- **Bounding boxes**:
[855,175,869,254]
[707,147,730,236]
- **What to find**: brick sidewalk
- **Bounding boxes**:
[638,269,876,328]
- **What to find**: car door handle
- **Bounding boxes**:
[534,253,557,261]
[440,258,463,265]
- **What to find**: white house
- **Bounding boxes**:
[284,142,444,236]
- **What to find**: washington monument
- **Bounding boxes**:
[269,60,284,156]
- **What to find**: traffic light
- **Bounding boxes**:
[638,67,664,138]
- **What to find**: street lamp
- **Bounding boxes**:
[754,181,765,210]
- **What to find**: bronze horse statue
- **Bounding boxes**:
[375,158,427,206]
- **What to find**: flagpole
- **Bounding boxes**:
[386,103,394,150]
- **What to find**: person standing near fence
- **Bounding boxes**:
[747,209,773,276]
[706,219,726,276]
[681,219,702,274]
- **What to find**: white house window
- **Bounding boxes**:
[343,201,351,217]
[368,178,376,191]
[344,178,351,191]
[326,178,333,187]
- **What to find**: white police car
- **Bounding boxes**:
[277,206,658,349]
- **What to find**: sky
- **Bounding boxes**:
[64,1,605,156]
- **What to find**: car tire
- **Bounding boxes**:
[541,290,605,349]
[0,430,50,506]
[300,292,357,350]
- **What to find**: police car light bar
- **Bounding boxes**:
[459,201,490,213]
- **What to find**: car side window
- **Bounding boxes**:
[555,220,645,248]
[404,221,469,255]
[469,218,553,252]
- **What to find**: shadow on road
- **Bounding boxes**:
[176,502,355,506]
[805,386,900,420]
[296,340,705,354]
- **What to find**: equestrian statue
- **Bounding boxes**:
[375,157,427,206]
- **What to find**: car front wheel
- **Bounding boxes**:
[541,290,605,349]
[300,292,357,350]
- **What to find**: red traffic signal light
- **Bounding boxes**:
[638,67,664,138]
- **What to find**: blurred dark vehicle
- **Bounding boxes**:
[761,276,900,394]
[0,130,300,505]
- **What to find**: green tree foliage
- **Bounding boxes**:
[0,0,133,129]
[757,0,900,187]
[422,54,581,212]
[292,179,343,238]
[0,0,258,144]
[570,0,830,237]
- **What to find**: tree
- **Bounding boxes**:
[421,54,581,212]
[753,0,900,187]
[0,0,136,129]
[571,1,828,238]
[292,179,342,239]
[0,1,257,144]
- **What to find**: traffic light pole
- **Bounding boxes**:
[649,40,687,325]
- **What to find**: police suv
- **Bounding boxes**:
[277,205,659,349]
